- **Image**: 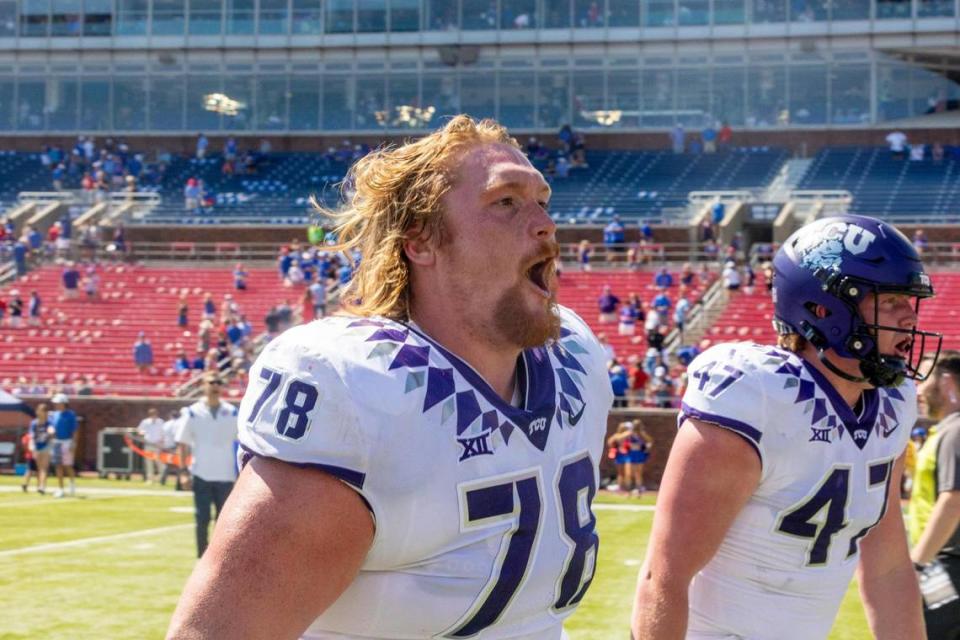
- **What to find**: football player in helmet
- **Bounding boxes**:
[167,116,613,639]
[633,215,941,639]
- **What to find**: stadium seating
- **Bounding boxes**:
[798,146,960,221]
[1,148,788,226]
[704,271,960,352]
[0,265,289,396]
[538,148,788,222]
[556,269,716,363]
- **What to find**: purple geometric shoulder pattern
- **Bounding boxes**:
[345,319,592,462]
[761,345,904,448]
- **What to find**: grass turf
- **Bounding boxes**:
[0,477,869,639]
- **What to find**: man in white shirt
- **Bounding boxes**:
[886,130,907,159]
[176,374,239,557]
[136,407,166,483]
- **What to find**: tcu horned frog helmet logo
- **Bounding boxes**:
[793,220,876,272]
[772,214,941,388]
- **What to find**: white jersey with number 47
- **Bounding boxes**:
[237,306,613,639]
[679,342,914,640]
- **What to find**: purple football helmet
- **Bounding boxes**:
[772,214,941,387]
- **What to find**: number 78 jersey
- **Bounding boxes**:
[237,307,613,640]
[679,343,915,640]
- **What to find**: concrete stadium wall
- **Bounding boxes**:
[120,224,694,247]
[4,395,680,488]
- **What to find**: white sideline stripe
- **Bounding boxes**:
[594,503,655,512]
[0,523,193,557]
[0,486,191,498]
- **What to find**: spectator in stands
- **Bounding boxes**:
[578,239,593,271]
[12,239,27,277]
[308,278,327,319]
[649,365,674,409]
[174,348,192,374]
[718,121,733,148]
[647,324,667,356]
[652,289,671,314]
[134,331,154,375]
[679,262,695,286]
[220,294,239,320]
[175,373,239,557]
[619,298,639,337]
[640,220,654,242]
[909,143,926,162]
[50,393,78,498]
[702,123,718,153]
[743,263,756,294]
[137,407,166,484]
[722,259,742,291]
[598,332,616,364]
[627,355,649,404]
[699,218,714,243]
[202,293,216,319]
[27,291,41,326]
[228,263,246,291]
[913,229,929,256]
[674,289,691,340]
[703,239,719,261]
[654,267,673,289]
[932,143,945,164]
[886,130,908,159]
[196,133,209,160]
[82,266,100,300]
[670,124,685,154]
[277,247,294,282]
[763,262,775,293]
[191,347,207,371]
[8,290,23,328]
[598,285,620,323]
[609,359,630,409]
[61,263,80,300]
[178,296,189,328]
[0,296,6,325]
[276,300,295,330]
[603,215,626,255]
[184,178,201,213]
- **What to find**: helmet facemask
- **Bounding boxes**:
[797,273,942,388]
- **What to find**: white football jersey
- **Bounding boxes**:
[237,306,613,639]
[679,343,914,640]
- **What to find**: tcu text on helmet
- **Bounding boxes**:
[796,221,877,257]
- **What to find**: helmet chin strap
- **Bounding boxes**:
[817,349,869,384]
[817,348,906,388]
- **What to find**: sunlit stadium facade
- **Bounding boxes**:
[0,0,957,134]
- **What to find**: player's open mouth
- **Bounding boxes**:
[526,259,553,298]
[893,338,912,358]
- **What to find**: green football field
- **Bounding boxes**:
[0,477,869,639]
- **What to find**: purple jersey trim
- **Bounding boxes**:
[679,402,763,464]
[238,443,366,489]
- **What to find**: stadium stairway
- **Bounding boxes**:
[0,265,292,397]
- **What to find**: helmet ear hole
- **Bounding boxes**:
[804,302,831,319]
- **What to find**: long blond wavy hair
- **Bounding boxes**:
[317,115,520,320]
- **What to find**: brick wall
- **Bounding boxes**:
[4,395,678,487]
